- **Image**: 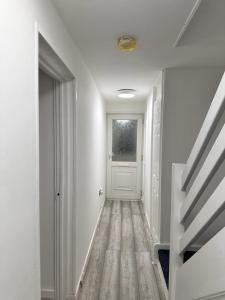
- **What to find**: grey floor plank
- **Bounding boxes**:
[136,252,160,300]
[121,204,134,251]
[131,201,142,215]
[139,201,146,216]
[120,251,139,300]
[132,214,149,252]
[100,204,112,224]
[105,199,113,207]
[79,203,112,300]
[99,250,120,300]
[121,201,130,217]
[92,206,111,252]
[108,212,121,250]
[79,248,105,300]
[79,200,162,300]
[112,200,121,214]
[92,224,109,253]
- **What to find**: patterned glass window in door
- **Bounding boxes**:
[112,119,137,162]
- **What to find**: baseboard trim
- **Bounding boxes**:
[41,288,77,299]
[197,291,225,300]
[41,289,55,299]
[75,199,106,298]
[106,197,141,201]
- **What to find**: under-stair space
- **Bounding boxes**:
[158,249,196,288]
[78,200,166,300]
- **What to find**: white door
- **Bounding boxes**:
[107,114,143,200]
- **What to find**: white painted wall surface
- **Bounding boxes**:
[39,70,55,295]
[0,1,106,299]
[106,101,146,114]
[76,73,106,285]
[161,67,224,244]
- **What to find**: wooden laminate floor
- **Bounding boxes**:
[78,200,163,300]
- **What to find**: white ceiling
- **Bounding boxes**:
[53,0,225,102]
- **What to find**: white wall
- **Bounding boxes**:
[76,72,106,286]
[0,1,106,299]
[106,100,146,114]
[161,67,224,244]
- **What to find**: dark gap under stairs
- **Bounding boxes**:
[158,249,196,288]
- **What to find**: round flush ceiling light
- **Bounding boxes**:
[118,89,136,99]
[117,35,137,52]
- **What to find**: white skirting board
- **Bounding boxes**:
[41,287,76,299]
[75,199,106,298]
[107,197,141,201]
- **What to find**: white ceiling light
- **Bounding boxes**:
[118,89,136,99]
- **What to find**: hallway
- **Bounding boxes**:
[2,1,225,299]
[78,200,162,300]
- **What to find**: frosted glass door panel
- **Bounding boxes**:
[112,119,137,162]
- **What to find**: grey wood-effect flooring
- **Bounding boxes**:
[78,200,162,300]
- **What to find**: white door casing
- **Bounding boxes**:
[39,70,56,298]
[38,34,76,300]
[150,85,163,243]
[107,114,143,200]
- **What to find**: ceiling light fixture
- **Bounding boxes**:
[117,35,137,52]
[117,89,136,99]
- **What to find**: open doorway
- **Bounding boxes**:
[39,69,60,299]
[38,35,76,300]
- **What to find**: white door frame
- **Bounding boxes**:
[107,113,143,200]
[37,32,77,300]
[150,81,164,243]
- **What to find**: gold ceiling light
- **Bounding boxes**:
[117,35,137,52]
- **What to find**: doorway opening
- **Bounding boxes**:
[38,34,76,300]
[107,114,143,200]
[39,69,60,299]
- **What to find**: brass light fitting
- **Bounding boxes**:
[117,35,137,52]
